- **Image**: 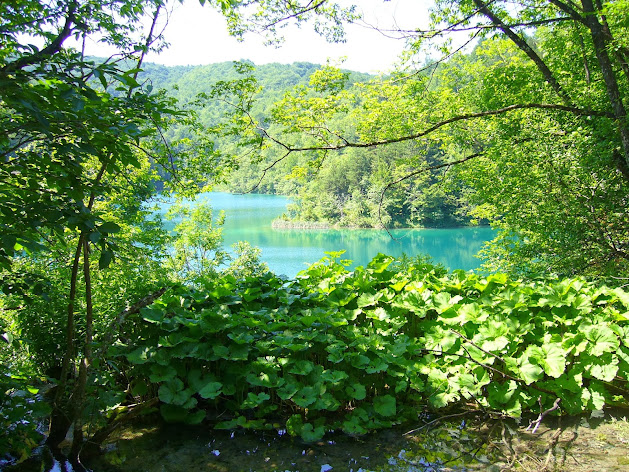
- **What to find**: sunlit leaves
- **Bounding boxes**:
[119,255,629,441]
[581,324,620,356]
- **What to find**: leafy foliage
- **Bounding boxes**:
[0,0,231,461]
[0,350,51,463]
[198,0,629,276]
[135,61,475,229]
[117,254,629,441]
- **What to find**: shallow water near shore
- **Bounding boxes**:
[6,410,629,471]
[8,409,621,472]
[84,413,501,472]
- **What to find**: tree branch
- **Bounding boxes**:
[472,0,573,105]
[262,0,327,30]
[239,102,610,195]
[94,287,168,361]
[276,103,611,153]
[547,0,586,24]
[527,397,561,433]
[378,151,485,236]
[1,2,78,75]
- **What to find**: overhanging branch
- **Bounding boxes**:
[1,2,78,75]
[236,102,610,196]
[276,103,612,153]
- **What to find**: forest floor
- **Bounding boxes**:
[485,411,629,472]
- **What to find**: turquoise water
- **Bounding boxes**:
[158,192,494,278]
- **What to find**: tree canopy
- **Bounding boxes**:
[0,0,226,459]
[208,0,629,276]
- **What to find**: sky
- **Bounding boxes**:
[81,0,431,74]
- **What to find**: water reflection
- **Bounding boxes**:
[79,415,505,472]
[157,192,495,278]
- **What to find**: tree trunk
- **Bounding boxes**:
[47,235,84,448]
[69,238,94,460]
[580,0,629,178]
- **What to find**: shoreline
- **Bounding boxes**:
[271,218,489,231]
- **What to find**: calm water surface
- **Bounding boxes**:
[159,192,494,278]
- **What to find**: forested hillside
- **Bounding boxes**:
[135,61,477,229]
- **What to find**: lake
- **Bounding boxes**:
[159,192,494,278]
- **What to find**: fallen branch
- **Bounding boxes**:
[527,397,561,434]
[80,398,160,459]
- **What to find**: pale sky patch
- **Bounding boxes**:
[78,0,431,74]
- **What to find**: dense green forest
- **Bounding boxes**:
[134,60,475,229]
[1,0,629,469]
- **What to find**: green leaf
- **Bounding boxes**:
[293,386,318,407]
[367,253,394,273]
[198,381,223,399]
[432,292,463,313]
[518,358,544,385]
[215,417,245,430]
[158,379,190,406]
[373,395,396,417]
[365,358,388,374]
[345,383,366,400]
[357,291,381,308]
[126,346,151,364]
[582,324,620,356]
[458,302,488,323]
[587,353,619,382]
[429,391,458,408]
[540,343,567,378]
[487,380,519,405]
[99,249,114,269]
[313,392,341,411]
[300,422,326,442]
[98,221,121,234]
[320,369,349,385]
[185,409,206,425]
[287,360,314,375]
[277,381,300,400]
[286,414,304,436]
[582,383,607,410]
[241,392,270,408]
[140,307,164,323]
[149,364,177,383]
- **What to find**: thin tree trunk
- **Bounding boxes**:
[580,0,629,178]
[47,235,84,448]
[69,237,94,460]
[47,162,106,448]
[51,4,164,457]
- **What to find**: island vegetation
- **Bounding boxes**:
[1,0,628,469]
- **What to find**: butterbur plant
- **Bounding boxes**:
[113,254,629,441]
